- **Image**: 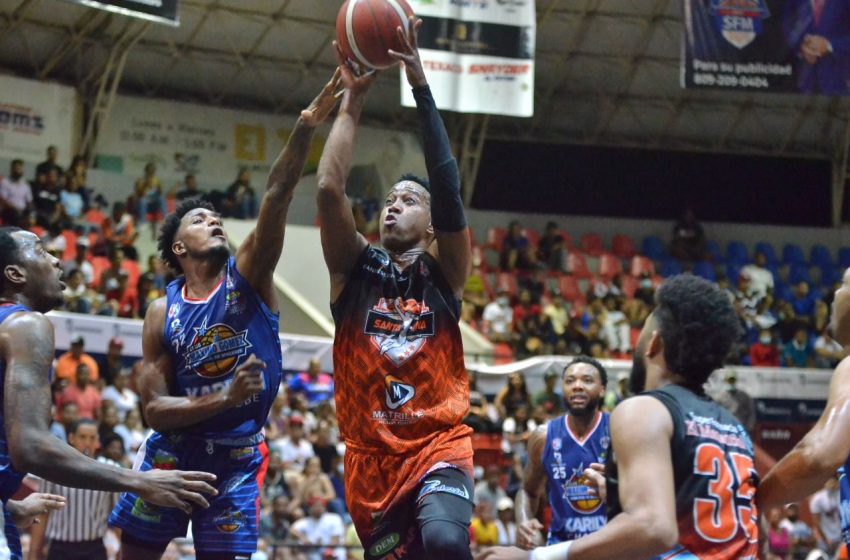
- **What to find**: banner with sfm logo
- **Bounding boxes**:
[402,0,535,117]
[682,0,850,94]
[61,0,179,26]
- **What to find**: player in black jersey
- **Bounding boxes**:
[479,275,758,560]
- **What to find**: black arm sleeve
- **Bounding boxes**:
[412,85,467,232]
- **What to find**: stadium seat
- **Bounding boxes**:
[84,208,106,227]
[820,263,841,287]
[789,265,811,285]
[122,259,141,288]
[726,263,743,283]
[494,272,519,297]
[782,244,806,266]
[579,233,605,257]
[641,236,667,260]
[566,253,593,279]
[598,253,623,279]
[620,275,639,298]
[753,241,778,265]
[705,240,724,263]
[810,244,833,267]
[692,261,716,281]
[90,256,111,289]
[557,275,585,304]
[840,248,850,269]
[725,241,748,264]
[630,256,656,277]
[611,234,637,259]
[486,227,507,251]
[521,228,540,248]
[61,230,78,261]
[659,259,683,278]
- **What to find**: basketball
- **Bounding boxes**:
[336,0,416,70]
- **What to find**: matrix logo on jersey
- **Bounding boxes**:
[185,317,252,378]
[564,464,602,514]
[709,0,770,49]
[384,375,416,410]
[365,298,435,366]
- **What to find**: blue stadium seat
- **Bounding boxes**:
[692,261,716,281]
[782,244,806,266]
[839,247,850,269]
[789,264,811,285]
[754,241,778,265]
[659,259,683,278]
[725,263,743,283]
[819,263,841,287]
[641,236,667,260]
[810,244,833,267]
[725,241,748,264]
[705,240,724,263]
[778,284,795,303]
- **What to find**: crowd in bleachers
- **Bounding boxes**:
[462,213,848,370]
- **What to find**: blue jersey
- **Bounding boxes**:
[541,412,610,543]
[0,304,29,502]
[838,466,850,543]
[163,257,282,439]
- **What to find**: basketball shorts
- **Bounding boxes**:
[1,500,18,560]
[108,431,269,556]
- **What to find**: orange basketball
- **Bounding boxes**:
[336,0,416,70]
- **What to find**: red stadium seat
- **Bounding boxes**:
[486,228,507,251]
[598,253,623,280]
[630,256,656,277]
[621,275,639,298]
[580,233,605,256]
[84,208,106,227]
[612,234,637,259]
[566,253,592,279]
[557,275,585,304]
[61,230,78,261]
[90,256,111,289]
[522,228,540,248]
[122,259,141,289]
[494,272,519,297]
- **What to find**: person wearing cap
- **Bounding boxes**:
[495,497,517,546]
[275,415,315,488]
[96,337,125,387]
[62,237,94,287]
[55,335,99,384]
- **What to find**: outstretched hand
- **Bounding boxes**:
[334,41,378,96]
[388,16,427,88]
[9,493,67,528]
[301,68,345,127]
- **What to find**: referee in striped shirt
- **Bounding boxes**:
[28,419,120,560]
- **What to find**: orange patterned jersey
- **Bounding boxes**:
[331,246,472,457]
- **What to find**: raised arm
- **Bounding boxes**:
[138,298,266,432]
[236,71,343,308]
[516,426,548,550]
[0,312,216,513]
[316,50,375,302]
[390,17,471,296]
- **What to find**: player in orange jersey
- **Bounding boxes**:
[316,17,474,560]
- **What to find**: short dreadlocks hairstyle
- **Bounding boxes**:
[653,274,741,390]
[157,197,216,273]
[0,227,22,292]
[396,173,430,192]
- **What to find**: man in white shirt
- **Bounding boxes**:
[290,497,345,560]
[275,415,315,485]
[0,159,33,225]
[740,251,774,301]
[809,476,842,556]
[101,371,138,421]
[482,290,513,342]
[495,497,517,546]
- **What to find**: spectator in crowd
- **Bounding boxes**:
[814,327,845,369]
[311,426,339,475]
[62,238,94,286]
[500,221,536,271]
[713,371,755,434]
[493,373,532,419]
[101,370,138,421]
[34,169,62,228]
[776,301,800,344]
[345,521,365,560]
[49,402,79,442]
[262,452,293,506]
[101,202,137,260]
[288,359,334,408]
[59,172,85,222]
[55,364,102,421]
[61,269,94,314]
[766,507,791,560]
[0,159,33,227]
[105,270,137,318]
[99,247,126,294]
[68,155,89,208]
[36,145,63,179]
[265,393,289,442]
[463,263,490,315]
[537,221,567,272]
[291,457,338,517]
[142,255,167,292]
[583,321,608,358]
[809,476,842,556]
[55,336,99,383]
[290,393,318,436]
[753,294,779,332]
[225,167,258,219]
[276,416,315,487]
[133,162,163,238]
[519,269,546,306]
[813,300,830,335]
[289,497,345,560]
[734,272,760,328]
[791,281,817,327]
[120,407,146,456]
[474,465,508,519]
[603,372,630,411]
[100,431,131,469]
[600,294,630,355]
[174,173,202,201]
[502,404,535,459]
[782,327,815,368]
[495,497,517,546]
[471,501,500,550]
[670,208,706,261]
[750,328,781,367]
[258,495,292,546]
[465,388,499,434]
[741,250,775,300]
[780,503,816,560]
[542,294,569,340]
[532,371,564,416]
[482,289,514,343]
[95,337,125,388]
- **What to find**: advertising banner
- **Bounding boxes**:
[62,0,179,26]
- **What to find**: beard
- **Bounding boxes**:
[187,244,230,265]
[565,395,602,418]
[629,351,647,394]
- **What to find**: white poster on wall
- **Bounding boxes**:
[402,0,536,117]
[96,94,426,194]
[0,74,79,164]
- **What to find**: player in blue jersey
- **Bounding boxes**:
[108,74,343,560]
[516,357,609,550]
[0,227,218,560]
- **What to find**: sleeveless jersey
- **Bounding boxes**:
[605,385,759,560]
[0,304,31,501]
[542,412,610,543]
[163,257,282,439]
[331,246,471,455]
[837,466,850,543]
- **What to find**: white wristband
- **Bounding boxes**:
[530,541,573,560]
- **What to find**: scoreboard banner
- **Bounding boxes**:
[402,0,536,117]
[682,0,850,94]
[62,0,179,26]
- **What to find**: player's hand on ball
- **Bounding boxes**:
[301,68,345,127]
[137,469,218,514]
[517,519,545,549]
[226,354,266,406]
[9,493,66,528]
[475,547,530,560]
[388,16,427,88]
[583,462,606,501]
[333,41,377,95]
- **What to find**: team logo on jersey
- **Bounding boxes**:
[214,508,244,533]
[152,450,177,470]
[564,464,602,514]
[365,298,435,366]
[709,0,770,49]
[225,290,246,315]
[185,317,252,378]
[131,497,162,522]
[384,375,416,410]
[552,437,562,451]
[168,302,180,318]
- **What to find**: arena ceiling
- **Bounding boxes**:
[2,0,850,162]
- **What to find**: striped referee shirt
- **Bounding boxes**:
[38,457,120,542]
